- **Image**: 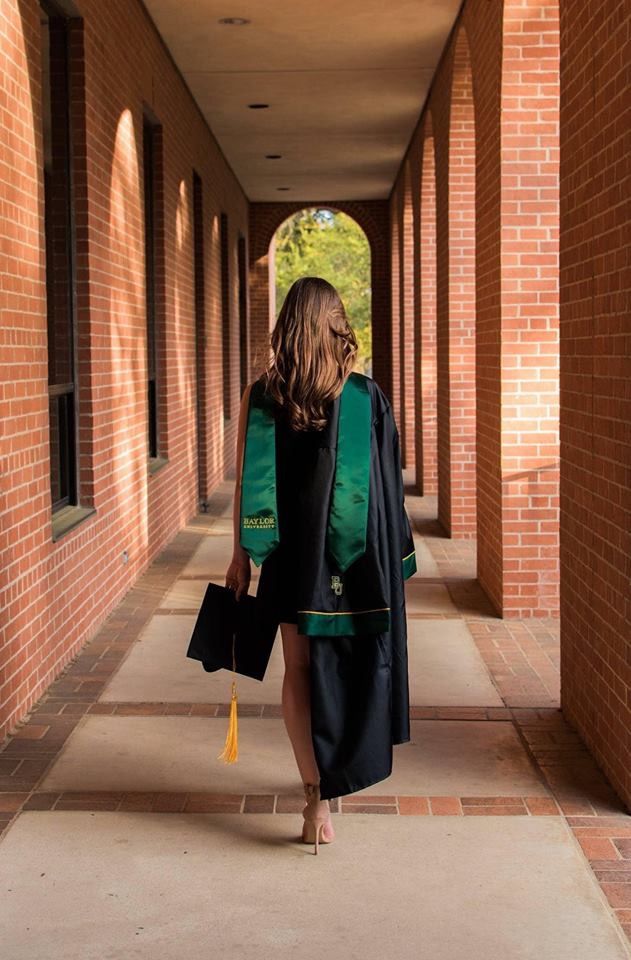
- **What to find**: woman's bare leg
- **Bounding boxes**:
[280,622,318,782]
[280,622,334,838]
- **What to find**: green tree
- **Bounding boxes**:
[274,208,372,374]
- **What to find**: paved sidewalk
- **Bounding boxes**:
[1,474,630,959]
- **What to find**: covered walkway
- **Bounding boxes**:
[1,0,630,954]
[1,475,630,957]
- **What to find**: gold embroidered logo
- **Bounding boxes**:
[330,575,343,596]
[242,516,276,529]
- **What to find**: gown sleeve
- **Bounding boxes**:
[375,396,417,580]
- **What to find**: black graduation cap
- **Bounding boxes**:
[186,582,278,764]
[186,581,277,681]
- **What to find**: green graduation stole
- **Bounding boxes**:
[239,381,280,566]
[325,372,371,571]
[239,372,371,571]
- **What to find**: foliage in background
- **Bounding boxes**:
[274,208,372,374]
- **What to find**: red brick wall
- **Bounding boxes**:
[0,0,248,741]
[391,0,559,616]
[248,201,392,398]
[559,0,631,811]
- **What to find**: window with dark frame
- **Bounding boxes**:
[41,0,78,512]
[237,233,248,395]
[143,114,159,459]
[220,212,232,419]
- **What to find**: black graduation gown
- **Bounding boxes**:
[253,373,416,801]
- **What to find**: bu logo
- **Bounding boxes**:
[330,575,343,596]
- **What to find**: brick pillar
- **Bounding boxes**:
[462,2,504,611]
[497,0,560,616]
[417,123,438,496]
[449,31,477,537]
[399,164,416,470]
[390,200,401,428]
[433,29,477,538]
[459,0,560,616]
[410,138,423,495]
[248,208,275,378]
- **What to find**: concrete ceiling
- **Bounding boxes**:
[143,0,462,202]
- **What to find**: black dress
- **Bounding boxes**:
[260,402,331,626]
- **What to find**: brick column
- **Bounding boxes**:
[410,138,423,495]
[457,0,560,616]
[399,165,416,469]
[448,32,477,537]
[433,29,477,538]
[497,0,560,615]
[417,123,438,496]
[390,199,402,427]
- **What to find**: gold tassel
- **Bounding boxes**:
[217,629,238,763]
[217,678,238,763]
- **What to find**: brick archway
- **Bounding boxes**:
[248,200,391,396]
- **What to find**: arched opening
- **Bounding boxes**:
[269,206,372,375]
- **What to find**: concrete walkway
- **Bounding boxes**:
[1,474,630,959]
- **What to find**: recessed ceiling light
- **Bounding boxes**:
[277,186,290,191]
[248,103,269,109]
[265,154,282,159]
[218,17,250,25]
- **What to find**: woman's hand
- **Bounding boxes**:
[225,549,251,601]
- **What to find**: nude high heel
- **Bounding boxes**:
[302,781,334,854]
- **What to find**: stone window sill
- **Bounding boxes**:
[148,456,169,475]
[51,504,97,542]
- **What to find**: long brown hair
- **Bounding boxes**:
[262,276,358,431]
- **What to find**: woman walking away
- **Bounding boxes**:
[225,276,417,853]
